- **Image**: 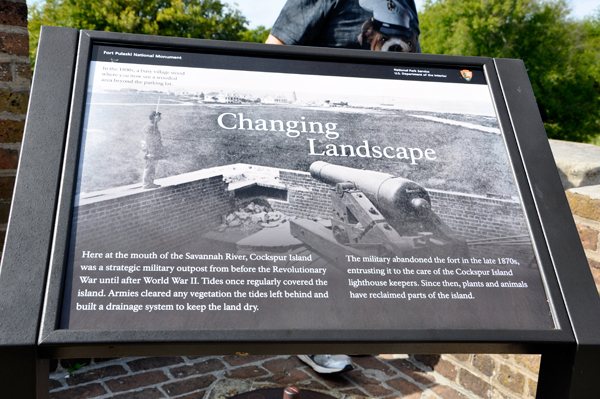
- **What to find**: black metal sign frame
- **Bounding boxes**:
[0,26,599,398]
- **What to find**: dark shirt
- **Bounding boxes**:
[270,0,372,49]
[143,122,164,159]
[270,0,419,49]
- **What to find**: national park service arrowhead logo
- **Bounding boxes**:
[460,69,473,82]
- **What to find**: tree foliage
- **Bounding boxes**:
[28,0,268,68]
[420,0,600,142]
[240,25,271,43]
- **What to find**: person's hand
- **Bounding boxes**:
[265,34,286,45]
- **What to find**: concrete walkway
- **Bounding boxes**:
[49,354,474,399]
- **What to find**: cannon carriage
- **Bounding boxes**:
[289,161,468,264]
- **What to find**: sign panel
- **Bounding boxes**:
[59,43,555,331]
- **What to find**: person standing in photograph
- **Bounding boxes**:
[141,111,164,189]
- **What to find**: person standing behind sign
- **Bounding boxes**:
[141,111,165,189]
[266,0,421,52]
[266,0,421,374]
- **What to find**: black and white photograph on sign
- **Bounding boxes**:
[61,46,555,331]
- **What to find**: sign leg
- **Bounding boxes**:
[535,346,576,398]
[0,347,49,399]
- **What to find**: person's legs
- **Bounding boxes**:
[143,158,159,188]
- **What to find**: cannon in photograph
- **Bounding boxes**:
[290,161,468,263]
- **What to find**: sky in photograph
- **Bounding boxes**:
[88,60,497,116]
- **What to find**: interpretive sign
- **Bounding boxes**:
[61,43,554,332]
[1,27,599,398]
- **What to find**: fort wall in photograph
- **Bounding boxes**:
[73,165,527,256]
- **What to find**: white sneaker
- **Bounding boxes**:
[298,355,352,373]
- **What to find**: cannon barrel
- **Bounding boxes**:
[308,161,468,258]
[309,161,430,222]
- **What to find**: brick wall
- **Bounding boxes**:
[565,185,600,293]
[73,176,232,253]
[0,0,28,250]
[270,170,332,219]
[429,191,527,242]
[419,354,541,399]
[429,190,534,259]
[274,170,528,254]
